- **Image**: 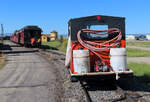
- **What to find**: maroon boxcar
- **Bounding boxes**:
[11,31,20,43]
[11,26,42,47]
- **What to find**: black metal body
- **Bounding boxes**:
[68,15,126,42]
[22,26,42,47]
[11,26,42,47]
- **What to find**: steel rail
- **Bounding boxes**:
[115,85,136,102]
[80,81,92,102]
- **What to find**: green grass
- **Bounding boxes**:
[42,40,61,48]
[126,41,150,48]
[0,55,7,69]
[127,48,150,57]
[128,62,150,87]
[42,39,68,53]
[59,39,68,53]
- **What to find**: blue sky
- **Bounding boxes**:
[0,0,150,35]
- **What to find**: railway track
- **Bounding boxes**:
[114,85,136,102]
[80,81,92,102]
[4,41,149,102]
[27,47,148,102]
[38,49,65,63]
[80,79,147,102]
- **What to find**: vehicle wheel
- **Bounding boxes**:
[24,44,28,47]
[70,77,78,82]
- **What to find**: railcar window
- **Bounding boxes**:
[27,32,31,37]
[87,25,108,39]
[25,30,41,39]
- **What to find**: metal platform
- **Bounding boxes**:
[70,70,133,80]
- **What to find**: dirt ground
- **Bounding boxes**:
[0,42,63,102]
[127,46,150,64]
[127,57,150,64]
[0,41,149,102]
[127,46,150,52]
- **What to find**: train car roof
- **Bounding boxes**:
[68,15,125,23]
[21,26,42,31]
[68,15,126,41]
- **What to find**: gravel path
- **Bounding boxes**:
[0,43,63,102]
[39,50,87,102]
[127,57,150,64]
[127,46,150,51]
[127,45,150,64]
[1,41,150,102]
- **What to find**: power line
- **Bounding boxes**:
[1,24,4,44]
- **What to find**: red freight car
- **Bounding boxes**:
[11,26,42,47]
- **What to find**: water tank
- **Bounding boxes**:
[73,50,90,74]
[110,48,127,71]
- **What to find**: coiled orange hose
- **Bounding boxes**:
[77,28,122,51]
[77,28,122,70]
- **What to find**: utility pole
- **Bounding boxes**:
[1,24,4,44]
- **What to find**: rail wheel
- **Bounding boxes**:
[70,77,78,82]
